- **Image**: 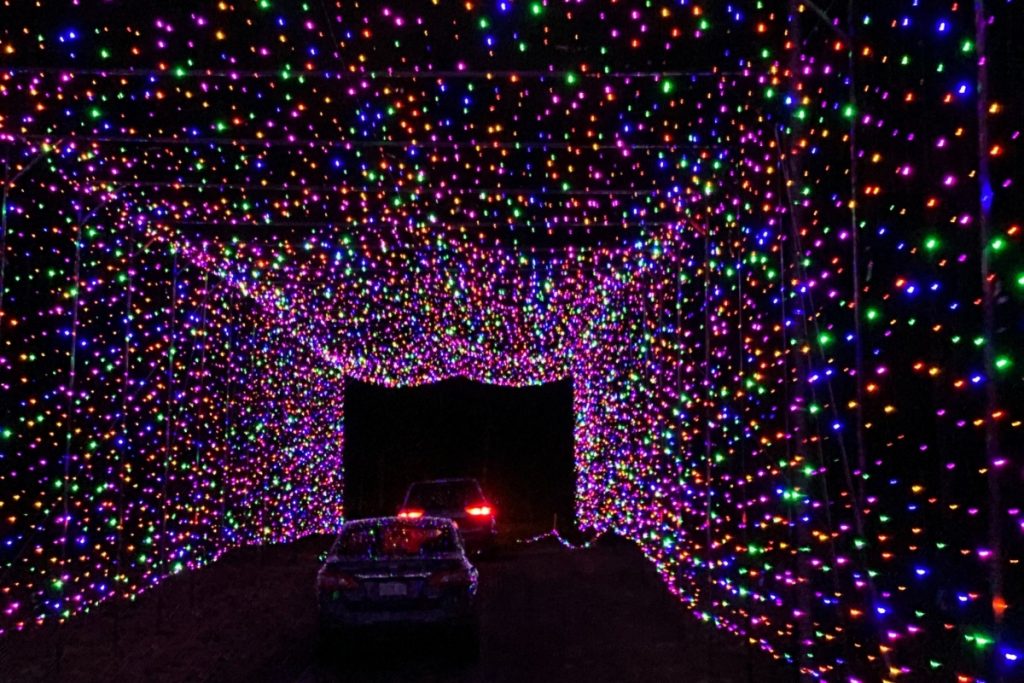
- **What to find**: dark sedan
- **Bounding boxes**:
[398,477,498,553]
[316,516,479,641]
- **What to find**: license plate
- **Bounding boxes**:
[378,582,407,597]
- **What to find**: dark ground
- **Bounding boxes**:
[0,531,792,683]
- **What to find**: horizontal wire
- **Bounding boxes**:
[3,132,723,151]
[71,179,683,196]
[1,66,749,80]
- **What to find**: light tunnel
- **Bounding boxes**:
[1,2,1022,681]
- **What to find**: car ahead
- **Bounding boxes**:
[397,478,497,553]
[316,516,479,643]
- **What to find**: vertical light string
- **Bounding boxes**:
[54,197,85,674]
[157,242,178,630]
[188,264,211,608]
[733,237,756,681]
[0,139,55,351]
[219,284,236,549]
[0,144,9,352]
[113,214,137,645]
[701,222,715,621]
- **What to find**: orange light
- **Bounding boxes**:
[466,505,493,517]
[398,509,424,519]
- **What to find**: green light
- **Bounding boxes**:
[965,632,994,649]
[566,72,578,85]
[1017,272,1024,288]
[990,237,1007,252]
[995,355,1012,371]
[842,103,856,119]
[924,235,940,252]
[781,488,802,502]
[530,2,543,16]
[661,79,674,95]
[865,307,880,321]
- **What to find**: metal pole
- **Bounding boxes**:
[846,1,868,507]
[974,0,1004,660]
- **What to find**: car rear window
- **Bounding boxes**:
[333,522,459,558]
[405,480,482,509]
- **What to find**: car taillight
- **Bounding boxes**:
[319,571,359,590]
[397,508,424,519]
[465,504,493,517]
[428,567,473,588]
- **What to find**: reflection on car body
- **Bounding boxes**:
[316,516,479,641]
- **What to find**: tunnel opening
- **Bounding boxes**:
[342,377,576,534]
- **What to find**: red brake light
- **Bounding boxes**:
[398,508,424,519]
[466,504,493,517]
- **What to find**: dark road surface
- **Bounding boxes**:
[2,534,792,683]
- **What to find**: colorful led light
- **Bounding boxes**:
[0,2,1020,681]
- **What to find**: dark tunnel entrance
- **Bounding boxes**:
[343,377,576,533]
